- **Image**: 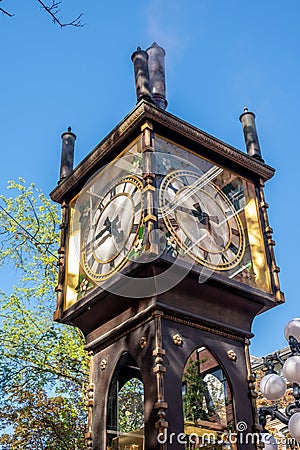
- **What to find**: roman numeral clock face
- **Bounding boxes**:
[159,170,246,270]
[81,176,143,282]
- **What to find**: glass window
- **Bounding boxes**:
[182,348,236,449]
[155,135,271,293]
[107,354,144,450]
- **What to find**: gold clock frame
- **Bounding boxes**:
[159,169,246,271]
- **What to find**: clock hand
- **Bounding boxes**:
[191,203,225,249]
[191,203,219,227]
[82,225,110,252]
[96,232,113,247]
[110,215,124,244]
[83,213,126,253]
[160,166,223,218]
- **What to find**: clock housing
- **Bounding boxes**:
[155,136,271,293]
[50,100,284,327]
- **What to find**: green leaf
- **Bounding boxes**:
[0,180,89,448]
[138,224,145,239]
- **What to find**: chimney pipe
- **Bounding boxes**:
[131,47,153,103]
[146,42,167,109]
[59,126,76,182]
[239,107,264,162]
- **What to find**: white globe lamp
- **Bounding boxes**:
[284,318,300,342]
[283,356,300,384]
[288,411,300,442]
[260,373,286,401]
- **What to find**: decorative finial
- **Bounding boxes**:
[59,127,77,182]
[239,108,264,162]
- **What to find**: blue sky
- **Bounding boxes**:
[1,0,299,356]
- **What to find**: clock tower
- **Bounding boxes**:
[50,43,284,450]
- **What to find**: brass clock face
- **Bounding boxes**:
[159,169,246,270]
[81,175,143,282]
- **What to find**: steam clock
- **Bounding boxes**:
[50,43,284,450]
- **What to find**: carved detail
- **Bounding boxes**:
[152,312,168,434]
[258,179,284,303]
[85,431,93,450]
[100,358,108,371]
[140,336,147,349]
[164,314,245,343]
[227,349,237,361]
[54,201,68,320]
[85,351,94,450]
[244,340,262,436]
[173,333,183,346]
[141,120,157,245]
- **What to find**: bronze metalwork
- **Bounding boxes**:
[50,99,284,450]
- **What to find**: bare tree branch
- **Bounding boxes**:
[36,0,83,27]
[0,0,84,27]
[0,6,14,17]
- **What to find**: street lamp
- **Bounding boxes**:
[259,318,300,444]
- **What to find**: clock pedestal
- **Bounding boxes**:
[51,53,283,449]
[79,268,267,450]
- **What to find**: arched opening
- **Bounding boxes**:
[182,347,236,449]
[106,353,144,449]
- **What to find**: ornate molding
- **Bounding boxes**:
[258,179,285,303]
[51,101,275,204]
[163,313,245,343]
[153,311,168,435]
[244,339,262,437]
[85,351,94,450]
[53,200,68,321]
[142,102,275,180]
[50,104,145,203]
[85,309,154,354]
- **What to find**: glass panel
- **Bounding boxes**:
[118,379,144,435]
[65,137,143,310]
[183,348,237,449]
[107,354,144,450]
[155,135,272,293]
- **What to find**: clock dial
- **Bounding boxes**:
[81,176,143,282]
[159,170,245,270]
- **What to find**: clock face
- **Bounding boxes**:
[159,169,246,270]
[81,175,143,282]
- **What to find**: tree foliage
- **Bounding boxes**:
[183,358,212,423]
[0,1,83,27]
[118,378,144,433]
[0,179,89,449]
